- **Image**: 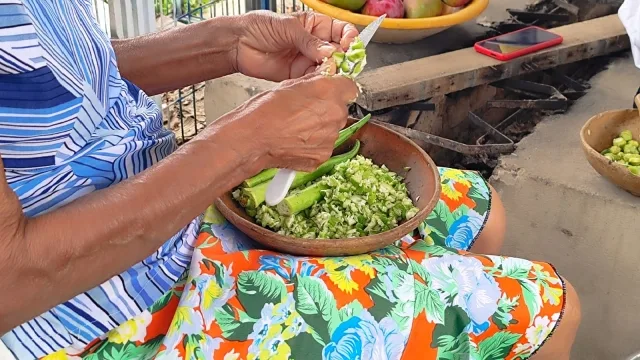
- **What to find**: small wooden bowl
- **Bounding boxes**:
[214,119,441,256]
[580,109,640,196]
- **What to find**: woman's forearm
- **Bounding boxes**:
[0,109,264,333]
[112,16,240,95]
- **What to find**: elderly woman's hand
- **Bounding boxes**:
[233,10,359,82]
[222,63,358,172]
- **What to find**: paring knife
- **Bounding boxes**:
[264,14,387,207]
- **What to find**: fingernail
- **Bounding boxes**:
[319,43,335,55]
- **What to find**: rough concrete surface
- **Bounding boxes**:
[490,55,640,360]
[204,74,276,123]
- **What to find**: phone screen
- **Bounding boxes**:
[476,27,561,54]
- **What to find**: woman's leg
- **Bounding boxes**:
[447,175,581,359]
[416,168,505,255]
[54,168,568,360]
[469,184,506,255]
[62,186,572,360]
[430,171,581,358]
[530,278,582,360]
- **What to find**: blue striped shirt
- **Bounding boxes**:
[0,1,201,358]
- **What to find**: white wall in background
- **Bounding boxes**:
[91,0,111,35]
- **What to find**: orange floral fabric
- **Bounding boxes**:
[42,169,565,360]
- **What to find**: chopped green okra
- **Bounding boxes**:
[331,37,367,79]
[602,129,640,176]
[613,137,627,148]
[253,155,419,239]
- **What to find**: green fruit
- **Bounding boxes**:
[350,41,364,50]
[601,148,611,155]
[624,144,639,154]
[628,140,639,148]
[323,0,367,11]
[616,159,627,165]
[623,153,635,162]
[629,166,640,176]
[610,145,621,155]
[629,156,640,166]
[604,153,616,161]
[346,49,365,63]
[442,0,470,6]
[352,61,364,76]
[613,137,627,148]
[620,130,633,141]
[340,60,350,73]
[404,0,443,18]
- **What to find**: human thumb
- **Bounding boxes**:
[294,30,337,64]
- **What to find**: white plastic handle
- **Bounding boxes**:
[265,169,297,206]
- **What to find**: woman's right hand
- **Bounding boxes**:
[222,64,359,173]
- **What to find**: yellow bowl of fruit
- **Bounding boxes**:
[301,0,489,44]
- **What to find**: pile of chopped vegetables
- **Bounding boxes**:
[231,113,419,239]
[254,155,418,239]
[601,129,640,176]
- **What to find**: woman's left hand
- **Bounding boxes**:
[234,10,359,81]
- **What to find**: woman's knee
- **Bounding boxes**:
[531,277,582,359]
[557,278,581,339]
[470,184,506,254]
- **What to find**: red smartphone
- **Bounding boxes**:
[474,26,563,61]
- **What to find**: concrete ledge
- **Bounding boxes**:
[204,73,276,123]
[490,55,640,359]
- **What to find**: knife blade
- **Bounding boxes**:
[264,15,386,207]
[358,13,386,48]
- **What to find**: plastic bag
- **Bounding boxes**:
[619,0,640,69]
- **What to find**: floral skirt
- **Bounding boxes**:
[43,168,565,360]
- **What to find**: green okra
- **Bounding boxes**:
[240,114,371,188]
[276,182,329,216]
[238,140,361,209]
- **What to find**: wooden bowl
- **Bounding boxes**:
[214,119,441,256]
[300,0,489,44]
[580,108,640,196]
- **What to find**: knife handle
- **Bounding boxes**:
[265,169,297,206]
